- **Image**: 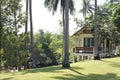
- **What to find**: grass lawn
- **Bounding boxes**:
[0,57,120,80]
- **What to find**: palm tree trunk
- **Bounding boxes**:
[29,0,36,67]
[24,0,28,69]
[25,0,28,50]
[94,0,100,60]
[62,0,70,68]
[82,0,87,22]
[0,0,2,69]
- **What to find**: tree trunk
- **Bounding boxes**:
[24,0,29,69]
[29,0,36,67]
[25,0,28,50]
[94,0,100,60]
[0,0,2,69]
[62,0,70,68]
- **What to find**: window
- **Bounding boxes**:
[84,38,94,47]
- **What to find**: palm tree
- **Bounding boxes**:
[24,0,28,69]
[25,0,28,51]
[29,0,36,67]
[0,0,2,69]
[44,0,75,68]
[62,0,70,68]
[44,0,75,14]
[44,0,75,29]
[94,0,100,60]
[80,0,94,21]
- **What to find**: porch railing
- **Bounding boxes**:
[73,47,93,54]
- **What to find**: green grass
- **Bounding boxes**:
[0,57,120,80]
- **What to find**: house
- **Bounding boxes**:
[71,24,116,61]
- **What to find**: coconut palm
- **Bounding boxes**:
[29,0,36,67]
[44,0,75,14]
[0,0,2,68]
[44,0,75,68]
[94,0,100,60]
[80,0,94,21]
[62,0,69,68]
[25,0,28,50]
[44,0,75,28]
[24,0,29,69]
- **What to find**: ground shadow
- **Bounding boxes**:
[1,77,14,80]
[69,67,85,76]
[52,73,120,80]
[51,65,120,80]
[100,59,120,68]
[21,65,84,74]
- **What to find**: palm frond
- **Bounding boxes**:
[53,0,59,14]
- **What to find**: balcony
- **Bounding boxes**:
[73,47,93,54]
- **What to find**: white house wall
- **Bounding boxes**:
[79,34,93,47]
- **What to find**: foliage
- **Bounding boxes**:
[111,4,120,32]
[117,45,120,56]
[44,0,75,15]
[49,34,63,63]
[3,32,27,67]
[73,18,84,29]
[84,4,120,45]
[2,0,24,28]
[0,0,26,68]
[106,0,120,4]
[32,29,75,67]
[33,30,64,67]
[80,0,94,20]
[34,30,52,66]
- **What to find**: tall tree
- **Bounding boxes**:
[29,0,36,67]
[44,0,75,68]
[0,0,27,68]
[62,0,70,68]
[24,0,29,69]
[44,0,75,35]
[80,0,94,21]
[94,0,100,60]
[0,0,24,68]
[25,0,28,51]
[44,0,75,15]
[0,0,2,68]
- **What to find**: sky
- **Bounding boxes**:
[22,0,106,35]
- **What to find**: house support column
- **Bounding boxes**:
[74,56,77,62]
[104,39,107,52]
